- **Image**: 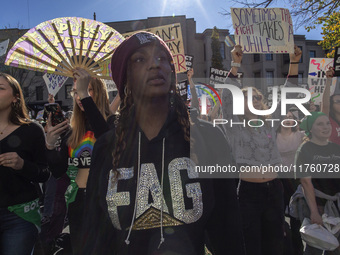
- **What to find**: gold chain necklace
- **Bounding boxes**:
[0,124,9,135]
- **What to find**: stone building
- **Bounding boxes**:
[0,15,326,115]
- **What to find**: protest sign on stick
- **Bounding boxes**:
[185,55,194,70]
[308,58,337,104]
[43,73,68,96]
[231,8,294,54]
[334,47,340,77]
[124,23,186,73]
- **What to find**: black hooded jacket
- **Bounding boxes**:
[82,110,245,255]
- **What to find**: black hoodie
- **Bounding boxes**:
[82,110,245,255]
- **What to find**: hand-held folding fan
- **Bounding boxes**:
[5,17,124,79]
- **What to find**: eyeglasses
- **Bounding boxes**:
[70,88,93,98]
[333,100,340,104]
[70,89,77,98]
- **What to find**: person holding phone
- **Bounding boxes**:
[45,68,110,254]
[0,73,50,255]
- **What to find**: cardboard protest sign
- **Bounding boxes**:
[123,24,186,73]
[308,58,337,104]
[210,67,229,85]
[334,47,340,77]
[0,39,9,57]
[103,79,117,92]
[43,73,68,96]
[176,80,189,101]
[231,8,294,53]
[185,55,194,70]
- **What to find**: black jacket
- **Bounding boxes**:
[82,110,245,255]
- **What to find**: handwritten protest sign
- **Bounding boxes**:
[308,58,337,104]
[231,8,294,53]
[124,24,186,73]
[185,55,194,70]
[43,73,68,96]
[103,79,117,92]
[177,80,189,101]
[334,47,340,77]
[210,67,229,85]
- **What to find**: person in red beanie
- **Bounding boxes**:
[82,32,245,255]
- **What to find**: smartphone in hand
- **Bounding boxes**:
[43,103,66,126]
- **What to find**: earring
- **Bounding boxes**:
[169,90,175,108]
[124,86,131,97]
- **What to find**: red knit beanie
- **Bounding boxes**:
[110,32,175,99]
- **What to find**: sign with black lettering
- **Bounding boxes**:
[334,47,340,77]
[308,58,337,104]
[185,55,194,70]
[231,8,294,53]
[210,67,229,85]
[176,80,189,101]
[124,24,186,73]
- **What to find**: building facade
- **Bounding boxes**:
[0,15,326,116]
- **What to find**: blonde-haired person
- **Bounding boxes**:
[221,45,303,255]
[0,73,50,255]
[45,68,110,254]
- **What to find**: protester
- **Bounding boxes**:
[81,32,245,255]
[0,72,50,255]
[297,111,340,254]
[322,67,340,145]
[45,68,110,254]
[221,44,303,255]
[276,109,305,255]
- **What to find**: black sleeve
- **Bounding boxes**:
[46,132,69,179]
[15,123,50,183]
[81,97,109,138]
[81,131,116,254]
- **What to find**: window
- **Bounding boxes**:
[298,46,303,63]
[65,84,73,99]
[266,71,274,86]
[265,54,273,61]
[36,86,43,101]
[254,54,260,62]
[220,42,226,59]
[254,72,261,78]
[283,54,290,65]
[203,43,206,61]
[309,50,316,58]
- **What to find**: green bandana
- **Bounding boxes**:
[300,111,327,136]
[7,198,41,230]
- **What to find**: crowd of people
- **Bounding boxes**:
[0,30,339,255]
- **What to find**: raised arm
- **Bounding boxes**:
[321,67,334,116]
[187,68,200,110]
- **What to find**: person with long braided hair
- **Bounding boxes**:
[81,32,245,255]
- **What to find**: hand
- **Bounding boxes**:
[310,211,323,225]
[0,152,24,170]
[187,68,194,80]
[45,113,69,148]
[48,94,55,104]
[289,45,302,63]
[326,67,334,79]
[231,45,243,63]
[73,68,92,99]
